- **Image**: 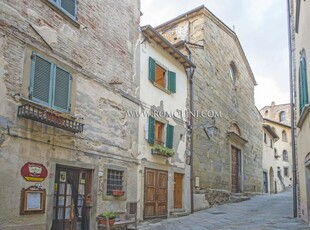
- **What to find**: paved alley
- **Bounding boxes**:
[138,189,309,230]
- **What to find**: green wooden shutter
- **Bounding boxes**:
[30,53,52,106]
[53,67,71,112]
[149,57,156,82]
[302,58,309,105]
[148,116,155,145]
[166,124,174,149]
[299,57,309,114]
[168,71,176,93]
[61,0,77,18]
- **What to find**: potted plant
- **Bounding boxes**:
[97,211,117,226]
[112,187,125,196]
[151,144,175,157]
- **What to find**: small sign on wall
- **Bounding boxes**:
[21,162,48,182]
[20,186,46,215]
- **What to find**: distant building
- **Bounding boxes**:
[260,103,292,193]
[260,102,291,126]
[156,5,263,206]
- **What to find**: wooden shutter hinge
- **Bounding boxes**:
[30,53,36,60]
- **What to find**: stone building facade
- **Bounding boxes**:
[260,103,293,193]
[293,0,310,223]
[0,1,140,229]
[136,26,194,219]
[155,5,263,204]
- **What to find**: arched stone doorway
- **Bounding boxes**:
[269,167,274,194]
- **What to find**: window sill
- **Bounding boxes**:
[297,104,310,128]
[153,82,172,95]
[43,0,80,28]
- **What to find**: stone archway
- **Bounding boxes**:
[269,167,274,194]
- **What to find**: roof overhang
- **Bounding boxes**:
[141,25,196,69]
[263,118,291,129]
[263,124,279,141]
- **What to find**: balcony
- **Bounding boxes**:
[17,104,84,133]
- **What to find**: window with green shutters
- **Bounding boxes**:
[148,57,176,93]
[299,54,309,114]
[148,116,174,149]
[48,0,77,20]
[30,52,72,113]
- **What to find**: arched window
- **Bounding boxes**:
[279,111,286,122]
[283,150,288,161]
[299,50,309,114]
[229,62,237,83]
[282,130,287,142]
[230,123,241,135]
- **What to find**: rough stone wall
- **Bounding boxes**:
[0,1,140,229]
[157,10,263,194]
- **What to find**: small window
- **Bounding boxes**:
[282,130,287,142]
[279,111,286,122]
[264,133,267,144]
[148,116,174,149]
[30,52,72,113]
[274,148,278,158]
[283,150,288,161]
[270,139,273,148]
[284,167,289,177]
[49,0,77,19]
[107,169,123,196]
[229,62,237,83]
[149,57,176,93]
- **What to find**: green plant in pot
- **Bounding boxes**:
[97,211,117,225]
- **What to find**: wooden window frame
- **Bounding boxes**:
[149,57,176,94]
[20,186,46,215]
[48,0,77,20]
[30,52,72,113]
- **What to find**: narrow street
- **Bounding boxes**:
[138,189,309,230]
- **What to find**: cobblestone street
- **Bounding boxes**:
[138,189,309,230]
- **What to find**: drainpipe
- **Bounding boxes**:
[185,43,195,214]
[286,0,297,218]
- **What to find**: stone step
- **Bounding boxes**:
[229,195,251,203]
[170,208,185,213]
[170,212,190,218]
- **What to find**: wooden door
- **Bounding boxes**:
[174,173,183,209]
[263,172,268,193]
[144,168,168,218]
[52,166,92,230]
[231,146,240,193]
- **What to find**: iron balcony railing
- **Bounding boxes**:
[17,104,84,133]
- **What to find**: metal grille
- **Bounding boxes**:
[107,169,123,195]
[17,104,84,133]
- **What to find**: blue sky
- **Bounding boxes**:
[140,0,290,109]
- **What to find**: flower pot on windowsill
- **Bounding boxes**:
[112,190,125,196]
[151,144,175,157]
[97,216,115,225]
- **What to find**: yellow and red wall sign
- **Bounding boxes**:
[21,162,48,182]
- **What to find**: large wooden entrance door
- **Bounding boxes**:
[231,146,241,193]
[144,168,168,219]
[174,173,183,209]
[52,166,92,230]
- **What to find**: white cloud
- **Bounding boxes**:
[255,74,290,110]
